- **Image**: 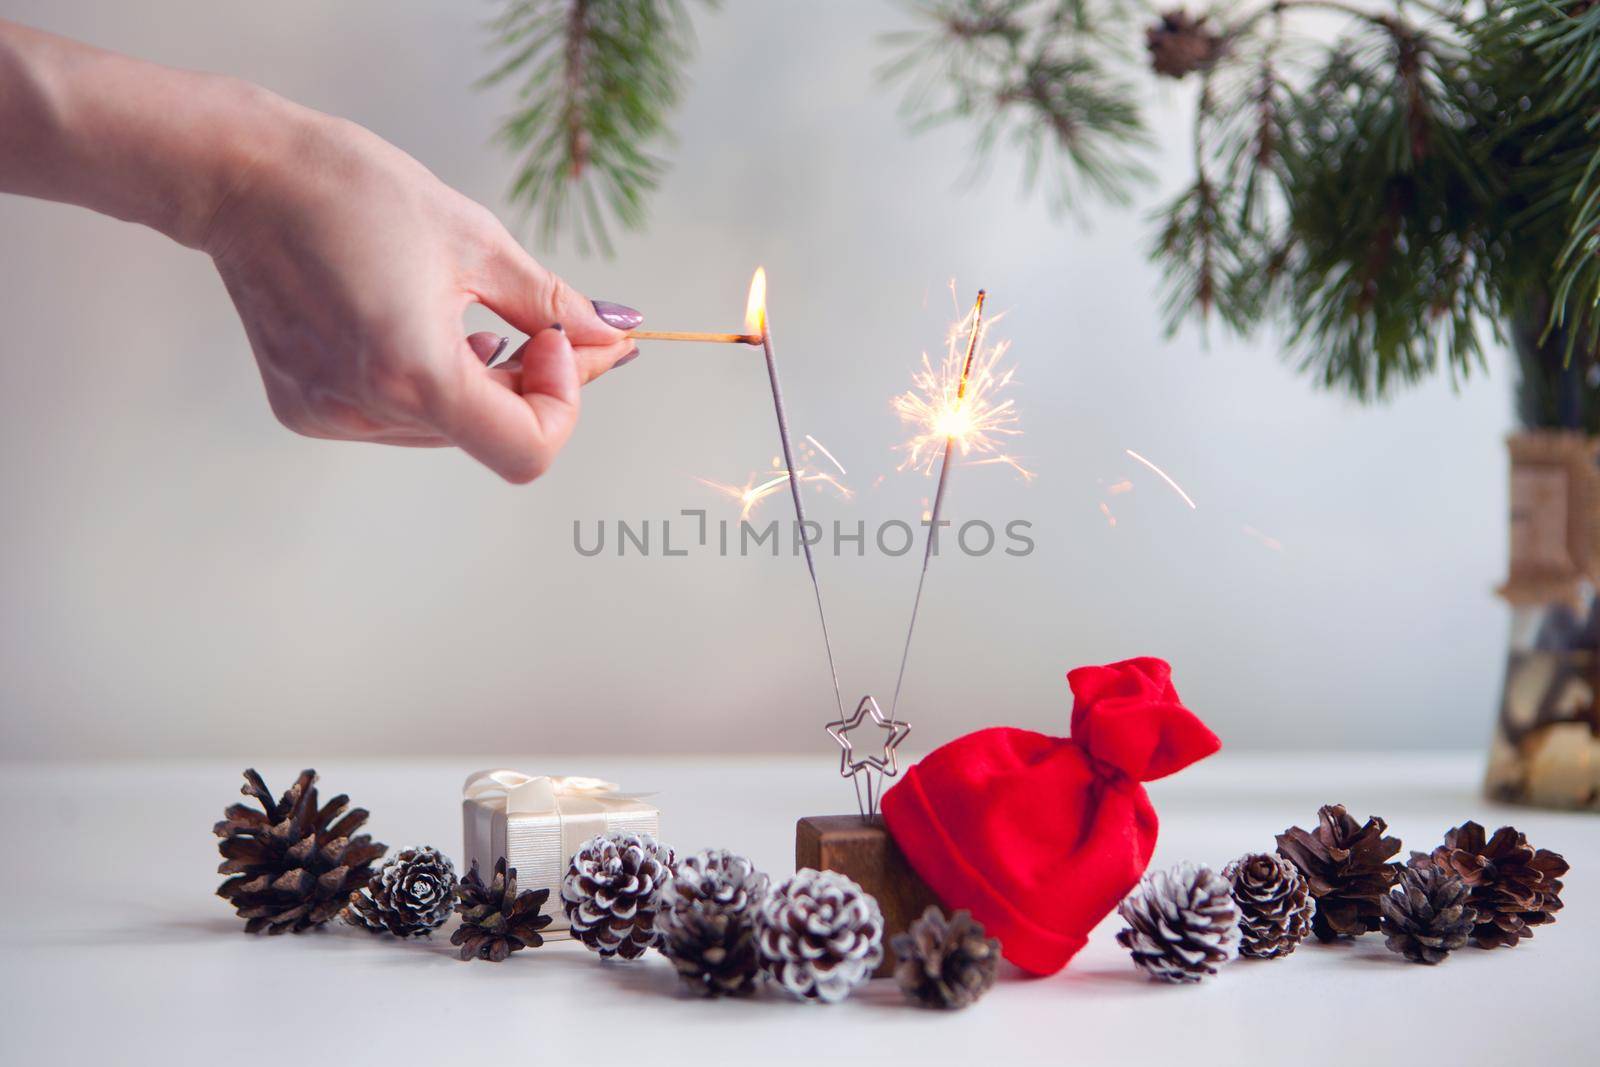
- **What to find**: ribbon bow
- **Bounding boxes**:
[462,770,632,815]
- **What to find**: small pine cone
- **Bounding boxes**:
[1223,852,1312,959]
[561,831,676,959]
[656,849,769,997]
[891,906,1000,1010]
[1145,9,1225,79]
[343,845,457,937]
[1116,863,1239,983]
[1411,821,1568,948]
[451,858,552,961]
[214,768,387,934]
[1276,804,1401,941]
[756,868,883,1003]
[1380,866,1477,964]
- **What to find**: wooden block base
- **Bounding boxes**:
[795,814,942,978]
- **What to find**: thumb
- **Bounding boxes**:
[476,234,631,348]
[433,326,580,484]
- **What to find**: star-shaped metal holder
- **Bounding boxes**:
[825,695,911,817]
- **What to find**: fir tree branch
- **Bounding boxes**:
[481,0,712,256]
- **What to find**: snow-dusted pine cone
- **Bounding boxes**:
[1222,852,1312,959]
[655,848,770,997]
[756,868,883,1003]
[1380,865,1477,964]
[1116,863,1240,983]
[343,845,457,936]
[561,831,676,959]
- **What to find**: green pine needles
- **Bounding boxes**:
[880,0,1152,211]
[477,1,1600,427]
[482,0,710,256]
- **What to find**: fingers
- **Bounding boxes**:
[474,229,639,349]
[491,337,638,386]
[430,325,580,484]
[466,331,507,364]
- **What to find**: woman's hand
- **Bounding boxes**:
[204,100,640,483]
[0,20,641,483]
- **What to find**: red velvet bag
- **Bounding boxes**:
[880,657,1220,975]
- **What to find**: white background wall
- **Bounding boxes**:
[0,1,1511,759]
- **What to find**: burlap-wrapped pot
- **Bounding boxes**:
[1487,432,1600,811]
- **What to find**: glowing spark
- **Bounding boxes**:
[1125,449,1197,509]
[805,434,847,476]
[1100,502,1117,528]
[1242,525,1284,551]
[1108,480,1134,495]
[893,295,1029,479]
[698,437,852,520]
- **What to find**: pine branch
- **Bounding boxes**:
[882,0,1151,211]
[481,0,712,256]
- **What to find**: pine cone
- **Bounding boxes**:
[891,906,1000,1010]
[1145,9,1225,80]
[756,868,884,1003]
[1411,821,1568,948]
[451,858,552,961]
[1276,804,1401,941]
[561,831,676,960]
[343,845,457,937]
[656,849,769,997]
[1223,852,1312,959]
[1116,863,1239,983]
[214,768,386,934]
[1380,865,1477,964]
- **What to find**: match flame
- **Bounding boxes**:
[894,287,1030,479]
[744,267,767,337]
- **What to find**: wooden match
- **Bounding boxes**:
[628,329,762,344]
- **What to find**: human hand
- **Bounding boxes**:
[201,97,642,483]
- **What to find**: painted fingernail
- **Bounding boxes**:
[592,300,643,331]
[550,322,564,334]
[485,336,512,368]
[613,347,641,369]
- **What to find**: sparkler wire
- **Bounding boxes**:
[760,324,846,721]
[888,290,987,724]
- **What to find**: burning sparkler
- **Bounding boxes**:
[887,288,1026,728]
[893,288,1031,481]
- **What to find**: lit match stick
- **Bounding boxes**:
[628,330,762,344]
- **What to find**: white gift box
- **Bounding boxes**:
[461,769,660,939]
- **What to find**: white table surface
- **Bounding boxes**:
[1,753,1591,1066]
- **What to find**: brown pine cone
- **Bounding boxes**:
[561,831,676,959]
[451,858,552,961]
[1222,852,1312,959]
[1146,9,1226,80]
[1411,822,1568,948]
[891,906,1000,1010]
[343,845,457,937]
[214,768,387,934]
[1276,804,1401,941]
[1380,865,1476,964]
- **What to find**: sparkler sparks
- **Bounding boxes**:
[697,442,852,521]
[1124,449,1197,509]
[893,289,1030,480]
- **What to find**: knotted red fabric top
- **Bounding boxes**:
[881,657,1220,975]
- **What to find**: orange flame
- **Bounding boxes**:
[744,267,767,337]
